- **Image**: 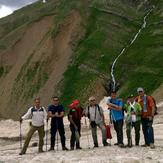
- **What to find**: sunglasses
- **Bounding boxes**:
[90,99,96,102]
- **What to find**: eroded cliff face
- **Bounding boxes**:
[0,9,83,119]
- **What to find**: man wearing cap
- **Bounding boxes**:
[125,95,142,147]
[107,91,125,147]
[135,87,155,148]
[85,96,109,147]
[68,100,83,150]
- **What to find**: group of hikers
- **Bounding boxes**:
[19,87,156,155]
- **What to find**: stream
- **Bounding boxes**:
[110,8,154,90]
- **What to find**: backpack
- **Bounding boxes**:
[31,107,44,117]
[149,96,158,115]
[87,104,102,119]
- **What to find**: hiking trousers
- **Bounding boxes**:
[50,122,66,149]
[113,119,124,145]
[91,122,107,146]
[126,121,141,146]
[70,121,81,149]
[21,125,45,154]
[142,118,154,145]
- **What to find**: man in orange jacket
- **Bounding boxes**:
[135,87,155,148]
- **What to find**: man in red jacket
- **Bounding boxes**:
[68,100,83,150]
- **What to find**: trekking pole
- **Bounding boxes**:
[108,110,112,145]
[84,117,90,149]
[46,119,48,152]
[19,120,22,151]
[110,109,117,145]
[56,120,59,151]
[129,121,133,147]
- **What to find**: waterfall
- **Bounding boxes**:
[110,8,154,91]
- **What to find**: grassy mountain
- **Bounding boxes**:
[0,0,162,119]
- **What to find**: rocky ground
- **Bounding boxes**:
[0,98,163,163]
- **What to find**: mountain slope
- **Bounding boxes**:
[0,0,162,119]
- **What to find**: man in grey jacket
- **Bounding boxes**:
[85,96,109,147]
[19,97,47,155]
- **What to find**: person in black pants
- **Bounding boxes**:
[48,96,68,151]
[107,91,125,148]
[68,100,83,150]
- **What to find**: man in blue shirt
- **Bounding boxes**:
[48,96,68,151]
[107,91,124,147]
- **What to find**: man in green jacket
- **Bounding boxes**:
[125,94,142,147]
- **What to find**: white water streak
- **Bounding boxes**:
[111,8,153,90]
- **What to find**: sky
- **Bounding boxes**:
[0,0,39,18]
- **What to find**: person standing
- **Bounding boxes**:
[19,97,47,155]
[85,96,109,147]
[48,96,68,151]
[125,94,142,147]
[107,91,125,148]
[135,87,155,148]
[68,100,83,150]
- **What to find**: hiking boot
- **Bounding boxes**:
[76,147,82,150]
[70,147,74,150]
[126,144,132,148]
[104,142,111,147]
[150,143,155,149]
[94,143,99,148]
[62,147,69,151]
[103,140,110,147]
[38,149,44,153]
[48,147,55,151]
[141,144,149,147]
[19,151,25,155]
[118,144,125,148]
[31,142,38,147]
[114,143,118,146]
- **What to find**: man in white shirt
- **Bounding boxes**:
[85,96,109,147]
[19,97,47,155]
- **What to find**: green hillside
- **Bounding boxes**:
[57,0,163,105]
[0,0,162,119]
[116,0,163,97]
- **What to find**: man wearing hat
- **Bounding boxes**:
[125,94,142,147]
[85,96,109,147]
[68,100,83,150]
[135,87,155,148]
